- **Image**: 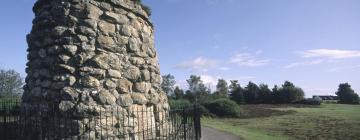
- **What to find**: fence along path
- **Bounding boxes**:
[0,99,201,140]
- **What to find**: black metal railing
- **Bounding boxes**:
[0,99,201,140]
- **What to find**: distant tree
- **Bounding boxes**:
[258,84,272,104]
[278,81,304,103]
[161,74,176,96]
[283,81,294,87]
[185,75,210,102]
[229,80,245,104]
[335,83,359,104]
[0,69,24,97]
[173,86,184,100]
[214,79,228,97]
[187,75,202,93]
[244,82,260,104]
[351,94,360,104]
[272,85,281,103]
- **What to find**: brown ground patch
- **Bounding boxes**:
[239,104,299,118]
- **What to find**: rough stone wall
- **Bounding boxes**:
[22,0,169,139]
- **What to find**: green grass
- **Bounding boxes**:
[202,104,360,140]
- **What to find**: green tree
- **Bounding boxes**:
[258,84,272,104]
[214,79,228,97]
[244,82,260,104]
[335,83,359,104]
[229,80,245,104]
[173,86,184,99]
[272,85,281,103]
[185,75,210,102]
[0,69,24,97]
[161,74,176,96]
[278,81,304,103]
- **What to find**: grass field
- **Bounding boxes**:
[202,104,360,140]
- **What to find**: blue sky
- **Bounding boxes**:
[0,0,359,97]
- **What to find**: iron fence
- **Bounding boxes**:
[0,99,201,140]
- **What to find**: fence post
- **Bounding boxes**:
[3,102,6,125]
[2,102,6,139]
[183,108,187,140]
[193,102,201,140]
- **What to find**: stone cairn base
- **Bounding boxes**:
[22,0,170,139]
[18,104,173,140]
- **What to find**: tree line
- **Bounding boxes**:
[161,74,359,105]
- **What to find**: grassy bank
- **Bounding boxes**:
[202,104,360,140]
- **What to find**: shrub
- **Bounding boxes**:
[198,104,212,117]
[205,98,241,117]
[295,98,322,105]
[169,99,191,109]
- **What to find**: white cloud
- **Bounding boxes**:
[284,49,360,69]
[302,49,360,59]
[175,57,218,72]
[284,59,324,69]
[230,53,270,67]
[200,75,219,88]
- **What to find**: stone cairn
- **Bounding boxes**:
[22,0,169,139]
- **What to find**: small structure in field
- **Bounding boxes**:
[313,95,338,101]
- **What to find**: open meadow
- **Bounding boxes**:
[202,104,360,140]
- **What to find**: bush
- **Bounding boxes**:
[205,98,241,117]
[295,98,322,105]
[198,104,212,117]
[169,99,191,109]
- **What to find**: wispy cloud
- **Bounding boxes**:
[175,57,218,72]
[230,53,270,67]
[284,49,360,69]
[284,59,324,69]
[302,49,360,59]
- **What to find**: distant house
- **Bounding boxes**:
[313,95,338,101]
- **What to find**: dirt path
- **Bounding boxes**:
[201,126,242,140]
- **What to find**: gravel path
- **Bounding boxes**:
[201,126,241,140]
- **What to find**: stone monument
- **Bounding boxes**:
[22,0,169,139]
